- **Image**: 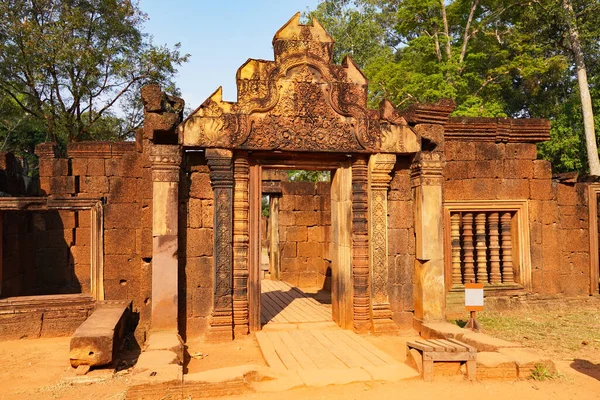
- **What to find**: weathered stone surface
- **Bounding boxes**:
[460,332,521,352]
[497,347,556,378]
[476,352,518,380]
[145,332,184,363]
[69,302,131,367]
[186,229,213,257]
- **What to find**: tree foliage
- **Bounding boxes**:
[0,0,189,146]
[309,0,600,172]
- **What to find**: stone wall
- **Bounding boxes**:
[181,151,213,339]
[278,181,331,289]
[444,140,591,300]
[2,210,89,297]
[387,158,415,327]
[34,140,153,340]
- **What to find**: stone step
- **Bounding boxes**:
[69,300,131,368]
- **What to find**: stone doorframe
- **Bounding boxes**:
[203,151,407,339]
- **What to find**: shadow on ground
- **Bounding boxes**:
[570,359,600,381]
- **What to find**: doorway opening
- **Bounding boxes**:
[260,169,332,328]
[248,157,353,331]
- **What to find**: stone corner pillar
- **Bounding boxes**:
[368,153,398,334]
[150,144,182,333]
[205,148,235,341]
[411,152,446,326]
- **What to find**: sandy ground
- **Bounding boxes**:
[0,334,599,400]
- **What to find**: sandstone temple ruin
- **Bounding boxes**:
[0,14,598,374]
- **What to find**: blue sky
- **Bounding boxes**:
[140,0,322,110]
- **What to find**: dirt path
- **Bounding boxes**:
[0,334,599,400]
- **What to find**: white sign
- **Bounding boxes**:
[465,283,484,311]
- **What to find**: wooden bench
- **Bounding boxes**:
[406,338,477,381]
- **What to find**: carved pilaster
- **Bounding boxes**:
[351,156,370,333]
[232,154,249,337]
[368,153,397,333]
[411,152,446,323]
[206,148,234,341]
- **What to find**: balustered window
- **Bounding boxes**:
[444,201,532,291]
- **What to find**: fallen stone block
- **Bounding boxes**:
[460,332,521,352]
[69,301,131,368]
[476,352,518,380]
[497,347,556,378]
[421,322,467,340]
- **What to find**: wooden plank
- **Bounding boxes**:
[317,330,376,368]
[278,331,318,369]
[265,291,307,323]
[424,352,475,361]
[438,339,465,352]
[416,339,443,352]
[265,332,302,370]
[341,331,400,365]
[407,341,434,352]
[289,331,347,369]
[270,287,331,323]
[261,293,288,323]
[255,332,286,371]
[334,331,388,366]
[447,338,477,353]
[429,339,457,352]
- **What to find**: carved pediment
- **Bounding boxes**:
[180,13,420,154]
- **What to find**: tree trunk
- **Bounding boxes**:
[563,0,600,175]
[440,0,451,59]
[460,0,479,64]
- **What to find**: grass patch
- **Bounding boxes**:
[529,363,556,381]
[452,309,600,358]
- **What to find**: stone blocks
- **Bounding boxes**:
[69,301,131,367]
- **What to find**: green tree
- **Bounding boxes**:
[0,0,189,145]
[310,0,600,173]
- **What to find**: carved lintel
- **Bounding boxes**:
[232,154,249,337]
[410,152,445,188]
[368,153,397,333]
[206,148,234,341]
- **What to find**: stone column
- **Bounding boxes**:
[232,154,249,337]
[368,153,397,333]
[411,152,446,324]
[350,156,370,333]
[206,148,234,341]
[150,144,182,332]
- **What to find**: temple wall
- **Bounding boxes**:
[278,181,331,289]
[2,210,88,297]
[387,158,415,328]
[443,140,591,303]
[180,152,214,339]
[34,141,154,340]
